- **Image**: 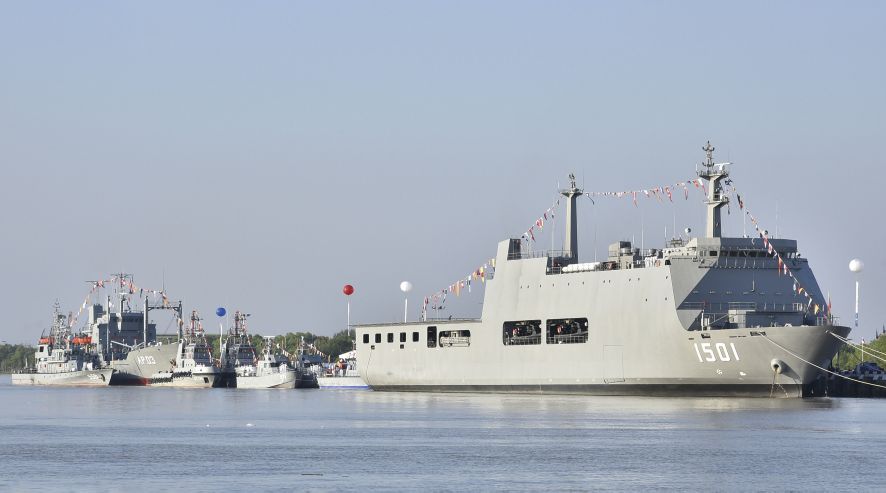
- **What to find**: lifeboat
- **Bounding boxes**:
[38,337,53,344]
[72,336,92,345]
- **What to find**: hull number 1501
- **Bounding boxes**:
[693,342,740,363]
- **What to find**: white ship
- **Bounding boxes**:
[222,312,297,389]
[356,144,849,397]
[11,303,113,386]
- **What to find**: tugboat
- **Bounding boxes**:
[149,310,223,387]
[11,302,114,386]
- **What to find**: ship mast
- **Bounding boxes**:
[697,141,730,238]
[560,173,584,261]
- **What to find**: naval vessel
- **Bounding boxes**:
[11,302,114,386]
[222,311,298,389]
[81,274,181,385]
[148,310,223,387]
[356,144,850,397]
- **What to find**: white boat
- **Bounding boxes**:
[235,336,298,389]
[11,302,114,387]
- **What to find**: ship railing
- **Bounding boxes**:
[13,367,37,374]
[816,315,840,326]
[503,335,542,346]
[680,302,805,313]
[509,250,574,261]
[439,336,470,347]
[546,332,589,345]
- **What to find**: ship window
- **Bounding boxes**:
[412,331,419,342]
[546,318,589,344]
[439,330,471,347]
[503,320,542,346]
[375,333,381,344]
[710,251,718,257]
[427,326,437,348]
[399,332,406,343]
[362,334,369,344]
[387,333,394,343]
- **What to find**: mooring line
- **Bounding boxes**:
[828,332,886,363]
[762,334,886,391]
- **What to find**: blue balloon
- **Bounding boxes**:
[216,307,226,317]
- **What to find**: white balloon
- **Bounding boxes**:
[849,258,864,273]
[400,281,413,292]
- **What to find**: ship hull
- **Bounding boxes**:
[358,323,849,398]
[11,368,114,387]
[108,343,180,386]
[236,370,297,389]
[148,370,221,388]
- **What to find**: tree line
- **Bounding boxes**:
[0,344,34,373]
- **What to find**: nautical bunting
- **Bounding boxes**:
[724,182,830,319]
[68,275,172,329]
[421,258,496,321]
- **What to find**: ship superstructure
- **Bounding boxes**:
[148,310,223,387]
[356,144,850,397]
[11,302,114,386]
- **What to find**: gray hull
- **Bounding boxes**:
[109,343,180,385]
[11,368,114,387]
[148,370,221,388]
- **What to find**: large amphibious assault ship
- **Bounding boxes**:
[356,145,850,397]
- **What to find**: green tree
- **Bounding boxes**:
[0,344,36,373]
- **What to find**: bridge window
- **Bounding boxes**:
[546,318,589,344]
[439,330,471,347]
[412,331,419,342]
[387,333,394,343]
[399,332,406,343]
[362,334,369,344]
[375,333,381,344]
[503,320,542,346]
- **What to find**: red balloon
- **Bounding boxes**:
[342,284,354,296]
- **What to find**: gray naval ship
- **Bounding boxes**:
[12,302,114,386]
[221,311,308,389]
[148,310,224,387]
[81,276,181,386]
[356,144,850,397]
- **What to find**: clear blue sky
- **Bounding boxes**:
[1,2,884,343]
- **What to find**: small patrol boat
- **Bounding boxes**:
[148,310,223,387]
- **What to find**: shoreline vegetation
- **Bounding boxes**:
[0,329,355,373]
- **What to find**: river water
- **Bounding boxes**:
[1,375,885,491]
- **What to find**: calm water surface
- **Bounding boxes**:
[1,375,885,491]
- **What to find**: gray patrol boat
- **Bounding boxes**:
[221,311,298,389]
[12,302,114,386]
[356,144,850,397]
[148,310,223,387]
